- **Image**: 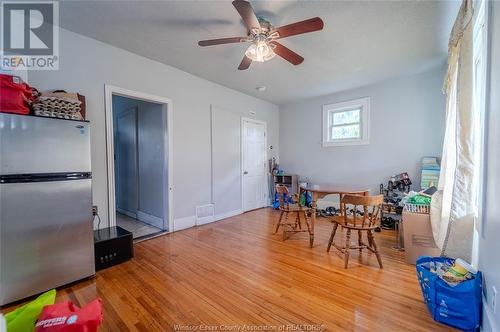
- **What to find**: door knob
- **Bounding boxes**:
[243,171,248,175]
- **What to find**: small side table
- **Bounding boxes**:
[381,203,404,251]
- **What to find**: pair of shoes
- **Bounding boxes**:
[348,208,364,216]
[322,206,340,216]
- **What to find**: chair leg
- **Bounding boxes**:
[303,211,310,232]
[327,223,339,252]
[274,211,284,234]
[282,212,289,241]
[303,211,313,248]
[358,230,363,254]
[297,212,302,230]
[344,229,351,268]
[368,230,383,269]
[293,212,300,230]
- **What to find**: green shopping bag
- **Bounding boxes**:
[5,289,56,332]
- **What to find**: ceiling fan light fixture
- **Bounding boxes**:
[245,40,275,62]
[198,1,324,70]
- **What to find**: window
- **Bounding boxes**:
[322,97,370,147]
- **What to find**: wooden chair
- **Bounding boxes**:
[327,194,384,269]
[274,184,313,245]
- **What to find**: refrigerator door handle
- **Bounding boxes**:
[0,172,92,183]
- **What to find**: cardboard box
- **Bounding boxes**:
[402,211,441,264]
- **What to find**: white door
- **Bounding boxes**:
[242,119,267,211]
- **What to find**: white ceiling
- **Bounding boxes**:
[59,0,460,105]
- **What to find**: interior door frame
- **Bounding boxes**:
[105,85,173,232]
[241,117,268,212]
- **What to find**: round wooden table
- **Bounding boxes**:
[300,183,370,247]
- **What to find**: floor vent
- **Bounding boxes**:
[196,204,215,225]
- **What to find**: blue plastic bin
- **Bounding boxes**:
[273,192,293,209]
[273,191,310,209]
[416,256,482,331]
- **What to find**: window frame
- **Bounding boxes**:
[322,97,370,147]
[472,0,489,240]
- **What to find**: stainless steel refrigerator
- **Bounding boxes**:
[0,113,95,305]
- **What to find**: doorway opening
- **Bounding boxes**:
[105,86,173,239]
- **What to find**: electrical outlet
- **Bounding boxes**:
[492,286,497,314]
[92,205,98,216]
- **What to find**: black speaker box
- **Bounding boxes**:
[94,226,133,271]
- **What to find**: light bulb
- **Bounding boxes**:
[245,40,275,62]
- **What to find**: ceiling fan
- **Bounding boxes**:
[198,0,324,70]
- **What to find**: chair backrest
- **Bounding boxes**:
[275,184,290,209]
[340,194,384,228]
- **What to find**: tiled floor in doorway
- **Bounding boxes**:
[116,213,163,239]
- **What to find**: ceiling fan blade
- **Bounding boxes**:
[238,55,252,70]
[270,41,304,65]
[198,37,248,47]
[272,17,324,39]
[232,0,261,33]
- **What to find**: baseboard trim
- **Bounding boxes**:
[196,209,243,226]
[116,208,137,219]
[196,216,215,226]
[214,209,243,222]
[174,210,244,231]
[173,215,196,232]
[137,210,163,229]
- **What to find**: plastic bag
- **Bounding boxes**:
[299,191,312,207]
[35,299,103,332]
[0,74,36,115]
[5,289,56,332]
[416,256,482,331]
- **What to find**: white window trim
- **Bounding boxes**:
[322,97,370,147]
[471,0,489,268]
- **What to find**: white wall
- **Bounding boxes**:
[479,1,500,331]
[211,106,242,218]
[279,68,445,194]
[28,27,279,230]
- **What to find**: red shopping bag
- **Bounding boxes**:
[0,73,36,115]
[35,298,103,332]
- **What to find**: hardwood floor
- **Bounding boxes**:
[2,208,455,331]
